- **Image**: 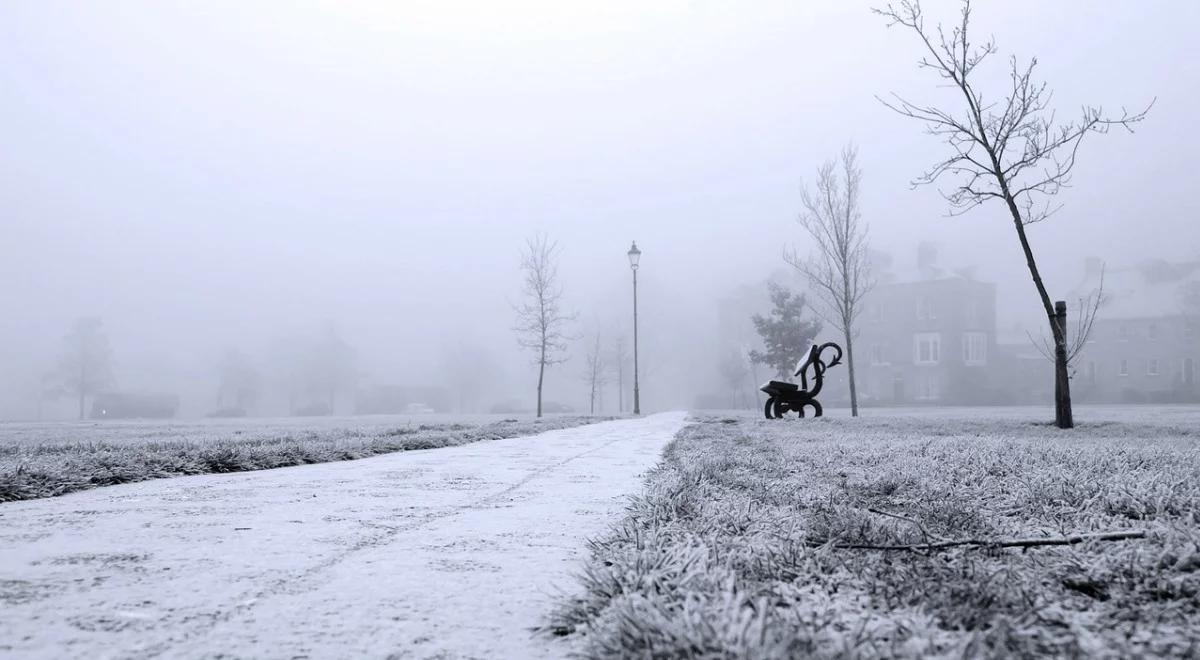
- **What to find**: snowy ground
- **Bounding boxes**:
[0,412,686,659]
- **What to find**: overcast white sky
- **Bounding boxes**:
[2,1,1196,417]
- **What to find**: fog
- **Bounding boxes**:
[2,1,1197,419]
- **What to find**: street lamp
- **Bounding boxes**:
[627,241,641,415]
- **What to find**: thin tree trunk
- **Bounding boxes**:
[78,360,86,420]
[1054,301,1073,428]
[844,325,859,417]
[994,150,1074,428]
[536,347,545,418]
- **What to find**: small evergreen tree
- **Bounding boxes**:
[749,283,822,379]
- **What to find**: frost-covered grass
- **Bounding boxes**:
[0,414,608,503]
[554,410,1200,658]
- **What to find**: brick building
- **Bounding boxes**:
[1070,259,1200,403]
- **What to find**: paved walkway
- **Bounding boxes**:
[0,412,687,659]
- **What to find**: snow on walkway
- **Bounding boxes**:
[0,412,686,660]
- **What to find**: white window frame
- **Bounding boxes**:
[1118,325,1132,341]
[914,333,941,365]
[1147,359,1159,376]
[962,332,987,366]
[917,373,940,400]
[870,303,884,324]
[916,296,936,321]
[870,343,889,366]
[1119,359,1129,376]
[1148,323,1158,341]
[965,299,981,328]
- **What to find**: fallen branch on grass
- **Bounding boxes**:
[807,529,1147,552]
[866,507,949,544]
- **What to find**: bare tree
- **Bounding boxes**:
[611,335,629,413]
[57,317,114,420]
[875,0,1151,428]
[582,333,608,415]
[514,233,574,417]
[785,144,874,417]
[1029,265,1106,375]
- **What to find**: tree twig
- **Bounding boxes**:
[866,507,949,543]
[807,529,1145,552]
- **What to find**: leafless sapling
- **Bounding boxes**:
[611,334,629,413]
[876,0,1151,428]
[1029,264,1105,378]
[582,332,608,415]
[58,317,114,420]
[785,144,874,417]
[514,233,575,417]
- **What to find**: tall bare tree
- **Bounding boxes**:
[785,144,873,417]
[582,332,608,415]
[876,0,1151,428]
[514,233,574,417]
[611,335,629,413]
[58,317,114,420]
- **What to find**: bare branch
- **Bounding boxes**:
[806,529,1146,552]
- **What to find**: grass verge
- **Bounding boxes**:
[0,416,608,503]
[552,413,1200,658]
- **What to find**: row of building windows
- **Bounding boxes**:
[868,332,988,367]
[1114,323,1197,341]
[1084,357,1196,381]
[868,298,986,327]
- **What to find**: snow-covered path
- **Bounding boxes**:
[0,412,686,660]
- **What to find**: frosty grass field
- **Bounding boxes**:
[2,405,1198,658]
[553,405,1200,658]
[0,413,607,502]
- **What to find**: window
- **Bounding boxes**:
[870,303,884,324]
[918,373,940,400]
[1148,324,1158,341]
[914,333,941,365]
[1118,325,1132,341]
[1085,361,1097,383]
[917,296,936,321]
[1147,359,1160,376]
[962,332,987,366]
[965,300,982,328]
[870,344,889,366]
[1185,358,1196,386]
[1119,359,1129,376]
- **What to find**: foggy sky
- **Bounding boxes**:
[2,1,1197,418]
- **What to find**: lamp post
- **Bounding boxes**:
[627,241,641,415]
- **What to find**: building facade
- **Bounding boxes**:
[857,277,1000,405]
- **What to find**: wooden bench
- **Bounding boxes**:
[760,341,843,418]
